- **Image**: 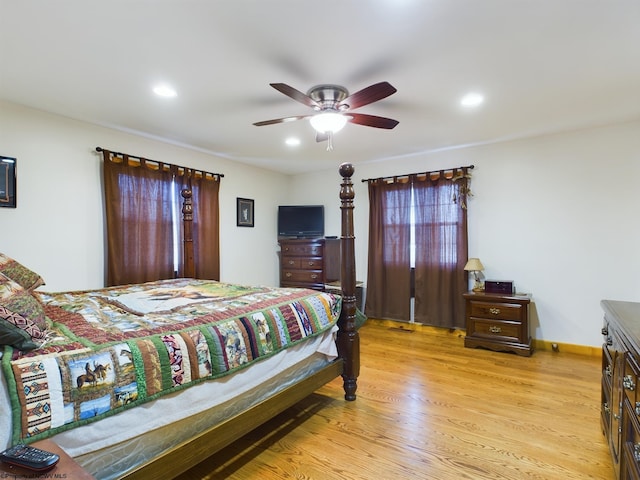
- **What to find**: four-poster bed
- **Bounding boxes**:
[0,163,359,479]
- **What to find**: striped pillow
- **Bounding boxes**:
[0,253,45,291]
[0,273,48,350]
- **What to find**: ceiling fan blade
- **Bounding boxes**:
[270,83,320,108]
[253,115,310,126]
[339,81,397,110]
[348,113,399,129]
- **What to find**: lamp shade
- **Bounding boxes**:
[464,258,484,271]
[309,112,348,133]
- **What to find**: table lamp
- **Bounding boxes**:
[464,258,485,292]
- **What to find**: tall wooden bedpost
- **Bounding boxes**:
[338,162,360,401]
[181,188,195,278]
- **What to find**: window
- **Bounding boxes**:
[366,168,471,328]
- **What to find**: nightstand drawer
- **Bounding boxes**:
[469,301,522,320]
[469,318,520,341]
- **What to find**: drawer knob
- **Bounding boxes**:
[489,307,501,315]
[634,444,640,462]
[605,365,612,377]
[606,336,613,346]
[601,326,609,336]
[311,274,318,279]
[624,374,636,391]
[489,326,502,334]
[308,261,316,266]
[635,402,640,417]
[603,402,610,414]
[288,260,295,265]
[285,272,292,278]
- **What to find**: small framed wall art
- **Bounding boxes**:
[236,197,254,227]
[0,156,16,208]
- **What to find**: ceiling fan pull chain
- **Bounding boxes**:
[327,132,334,151]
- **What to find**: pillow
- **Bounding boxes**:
[0,273,48,351]
[0,253,45,291]
[0,306,41,351]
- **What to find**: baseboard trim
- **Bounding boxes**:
[366,318,601,357]
[532,339,601,357]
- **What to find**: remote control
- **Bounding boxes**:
[0,444,60,471]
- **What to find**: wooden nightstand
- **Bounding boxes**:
[463,291,532,356]
[0,439,96,479]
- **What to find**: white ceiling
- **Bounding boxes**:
[1,0,639,175]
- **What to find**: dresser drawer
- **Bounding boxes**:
[623,443,640,480]
[281,269,323,284]
[623,401,640,478]
[281,257,323,269]
[603,346,613,389]
[281,243,323,257]
[468,318,520,342]
[625,356,640,407]
[469,301,522,320]
[605,327,623,364]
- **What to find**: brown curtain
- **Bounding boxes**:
[364,179,412,320]
[103,153,176,286]
[413,171,469,328]
[187,171,221,280]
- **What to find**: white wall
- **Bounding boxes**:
[291,121,640,347]
[0,101,289,291]
[2,100,638,347]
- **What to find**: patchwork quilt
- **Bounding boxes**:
[1,278,341,445]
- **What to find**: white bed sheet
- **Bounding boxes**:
[1,327,337,478]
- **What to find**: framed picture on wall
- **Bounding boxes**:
[0,156,16,208]
[236,197,254,227]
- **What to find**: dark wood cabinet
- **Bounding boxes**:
[463,291,532,356]
[323,238,341,283]
[601,300,640,479]
[279,238,340,290]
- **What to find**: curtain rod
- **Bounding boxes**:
[96,147,225,178]
[361,164,474,183]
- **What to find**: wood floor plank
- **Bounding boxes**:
[177,321,613,479]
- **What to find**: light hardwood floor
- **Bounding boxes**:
[178,320,613,479]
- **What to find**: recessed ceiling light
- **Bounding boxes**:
[285,137,301,147]
[153,85,177,98]
[460,92,484,108]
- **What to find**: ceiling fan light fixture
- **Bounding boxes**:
[460,92,484,107]
[152,84,177,98]
[309,112,348,133]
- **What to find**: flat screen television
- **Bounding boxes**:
[278,205,324,238]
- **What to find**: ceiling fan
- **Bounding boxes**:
[253,82,399,150]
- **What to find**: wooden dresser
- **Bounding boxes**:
[601,300,640,479]
[278,238,340,290]
[463,291,532,356]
